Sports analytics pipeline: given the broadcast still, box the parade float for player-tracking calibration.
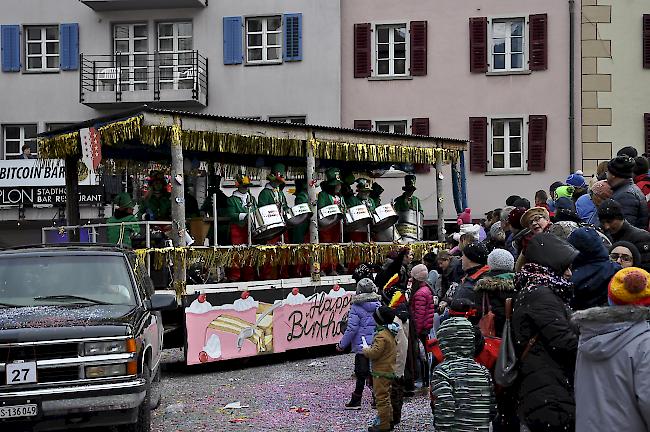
[37,106,467,365]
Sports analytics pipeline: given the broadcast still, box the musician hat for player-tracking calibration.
[234,173,252,188]
[267,163,287,184]
[403,174,417,192]
[355,178,372,192]
[321,167,343,187]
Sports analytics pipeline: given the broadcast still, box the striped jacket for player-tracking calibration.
[431,317,495,432]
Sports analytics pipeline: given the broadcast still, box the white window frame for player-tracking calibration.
[268,116,307,124]
[113,23,149,91]
[245,16,283,65]
[372,23,409,77]
[2,124,38,160]
[374,120,409,135]
[25,26,59,72]
[157,21,194,90]
[488,117,526,172]
[488,16,528,73]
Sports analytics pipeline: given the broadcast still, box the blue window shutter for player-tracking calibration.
[1,25,21,72]
[59,23,79,70]
[283,13,302,61]
[223,16,242,65]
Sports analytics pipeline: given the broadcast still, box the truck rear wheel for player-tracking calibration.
[119,365,151,432]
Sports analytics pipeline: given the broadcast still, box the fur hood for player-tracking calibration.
[572,305,650,326]
[352,292,381,304]
[474,273,515,292]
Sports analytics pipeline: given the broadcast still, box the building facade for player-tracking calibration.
[0,0,341,244]
[580,0,650,173]
[342,0,575,217]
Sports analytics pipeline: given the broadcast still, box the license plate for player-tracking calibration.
[0,404,38,419]
[6,362,37,385]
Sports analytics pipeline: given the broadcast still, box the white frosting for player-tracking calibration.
[327,288,348,298]
[203,334,222,359]
[232,296,259,311]
[186,298,213,314]
[284,292,308,305]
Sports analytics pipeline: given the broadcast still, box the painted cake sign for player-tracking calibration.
[185,286,352,365]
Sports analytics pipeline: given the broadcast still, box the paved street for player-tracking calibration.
[153,348,435,432]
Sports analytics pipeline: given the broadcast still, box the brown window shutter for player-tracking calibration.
[527,115,548,171]
[529,14,548,71]
[354,23,372,78]
[469,117,488,172]
[410,21,427,76]
[643,14,650,69]
[469,17,488,73]
[645,113,650,155]
[353,120,372,131]
[411,118,430,136]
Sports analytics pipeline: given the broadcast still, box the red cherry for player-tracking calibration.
[241,291,250,300]
[198,351,209,363]
[292,288,299,296]
[197,294,206,303]
[333,284,341,292]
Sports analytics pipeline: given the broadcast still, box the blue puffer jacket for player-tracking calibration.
[611,179,649,229]
[567,227,621,310]
[338,293,381,353]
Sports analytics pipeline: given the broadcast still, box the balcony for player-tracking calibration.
[80,0,207,11]
[80,51,208,108]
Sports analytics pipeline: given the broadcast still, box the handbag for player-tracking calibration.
[494,297,538,387]
[478,292,496,337]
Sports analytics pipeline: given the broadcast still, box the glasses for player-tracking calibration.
[610,253,633,263]
[530,215,546,224]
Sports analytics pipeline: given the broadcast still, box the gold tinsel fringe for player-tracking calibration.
[37,131,80,159]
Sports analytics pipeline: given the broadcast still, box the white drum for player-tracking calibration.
[252,204,286,241]
[371,204,399,232]
[318,204,343,228]
[285,203,312,227]
[345,205,372,232]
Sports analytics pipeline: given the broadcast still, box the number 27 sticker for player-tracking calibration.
[6,362,37,384]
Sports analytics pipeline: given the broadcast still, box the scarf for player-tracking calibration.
[515,263,573,302]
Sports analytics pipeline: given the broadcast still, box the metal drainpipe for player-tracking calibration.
[569,0,576,172]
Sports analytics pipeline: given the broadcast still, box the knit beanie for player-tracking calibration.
[490,221,506,242]
[597,199,624,221]
[487,248,514,272]
[566,173,587,189]
[462,242,489,265]
[508,207,527,230]
[590,180,613,199]
[617,146,638,158]
[411,263,429,282]
[607,156,636,179]
[608,267,650,306]
[373,305,396,326]
[554,185,575,200]
[457,208,472,225]
[505,195,521,206]
[512,198,531,210]
[356,277,378,294]
[353,264,374,283]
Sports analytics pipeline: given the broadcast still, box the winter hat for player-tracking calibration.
[426,270,439,290]
[411,264,429,282]
[352,264,374,283]
[487,248,514,272]
[489,221,506,242]
[113,192,135,209]
[608,267,650,306]
[590,180,613,200]
[512,198,531,209]
[566,173,587,189]
[462,242,489,265]
[505,195,521,206]
[457,208,472,225]
[356,277,378,294]
[520,206,550,229]
[607,156,636,179]
[597,199,624,222]
[508,207,527,230]
[373,305,396,326]
[617,146,638,158]
[634,156,650,176]
[610,241,642,267]
[553,185,575,200]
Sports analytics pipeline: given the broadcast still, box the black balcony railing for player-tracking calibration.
[80,51,208,105]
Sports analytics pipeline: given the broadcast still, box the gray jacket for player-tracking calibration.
[611,179,649,229]
[572,306,650,432]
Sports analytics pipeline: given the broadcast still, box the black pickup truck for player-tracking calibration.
[0,245,176,432]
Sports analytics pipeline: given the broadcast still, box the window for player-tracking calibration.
[114,23,148,91]
[491,19,525,71]
[3,124,38,159]
[25,26,59,71]
[158,22,193,90]
[246,16,282,64]
[375,121,408,135]
[375,24,407,76]
[268,116,306,124]
[490,119,524,170]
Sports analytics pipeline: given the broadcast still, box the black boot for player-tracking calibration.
[344,392,362,410]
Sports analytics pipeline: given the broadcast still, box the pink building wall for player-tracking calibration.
[342,0,573,218]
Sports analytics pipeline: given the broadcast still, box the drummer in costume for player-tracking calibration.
[225,173,256,282]
[346,178,376,243]
[258,163,289,279]
[370,182,384,207]
[394,174,424,241]
[290,179,310,244]
[317,168,346,275]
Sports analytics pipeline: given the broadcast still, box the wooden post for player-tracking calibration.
[65,156,81,242]
[306,133,320,281]
[435,152,445,242]
[170,115,187,294]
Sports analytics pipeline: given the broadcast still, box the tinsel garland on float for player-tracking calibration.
[39,115,462,164]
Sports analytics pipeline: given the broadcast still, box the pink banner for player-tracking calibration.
[185,289,352,365]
